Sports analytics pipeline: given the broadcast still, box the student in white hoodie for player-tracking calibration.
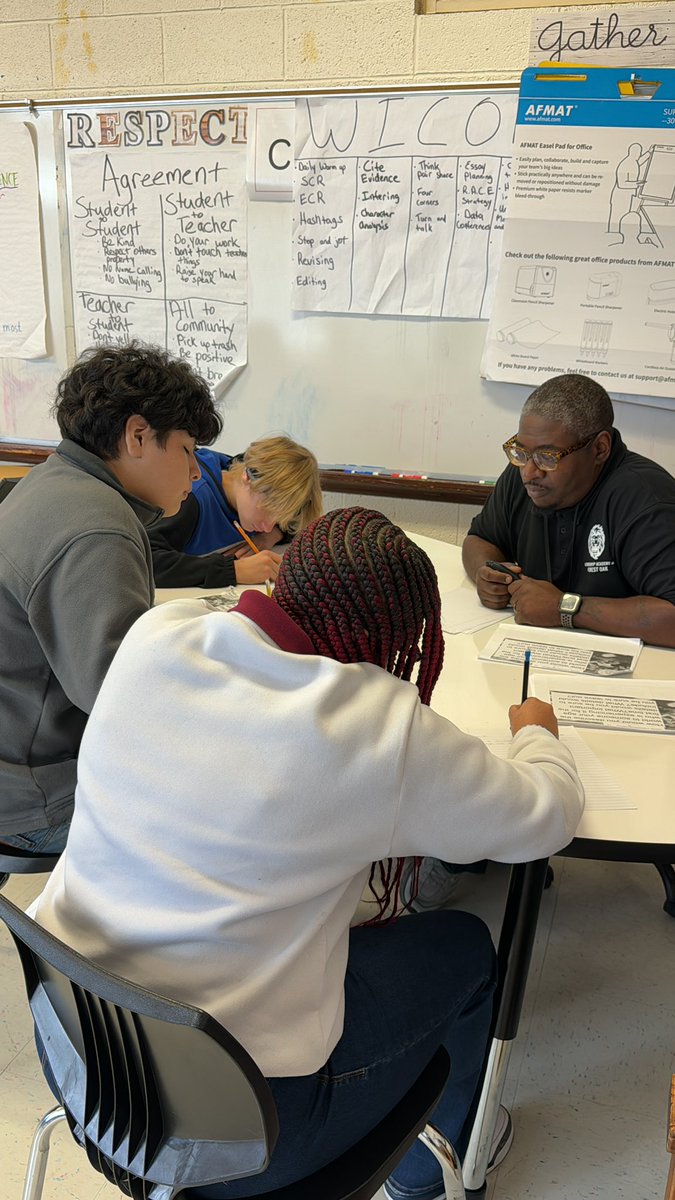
[33,507,584,1200]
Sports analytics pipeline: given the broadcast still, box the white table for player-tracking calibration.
[409,536,675,1192]
[158,539,675,850]
[157,534,675,1193]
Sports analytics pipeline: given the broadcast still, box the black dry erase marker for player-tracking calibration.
[521,648,531,704]
[485,559,518,583]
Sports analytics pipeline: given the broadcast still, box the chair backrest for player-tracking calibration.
[0,843,61,879]
[0,894,279,1200]
[0,477,19,504]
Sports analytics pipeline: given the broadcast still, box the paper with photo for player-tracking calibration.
[201,590,241,611]
[531,674,675,733]
[479,623,642,675]
[479,725,635,810]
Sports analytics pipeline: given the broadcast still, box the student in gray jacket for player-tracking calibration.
[0,341,221,855]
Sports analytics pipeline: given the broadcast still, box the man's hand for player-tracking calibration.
[509,697,559,738]
[233,550,282,585]
[508,577,563,627]
[476,561,522,610]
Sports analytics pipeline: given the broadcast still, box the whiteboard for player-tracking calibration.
[2,89,675,483]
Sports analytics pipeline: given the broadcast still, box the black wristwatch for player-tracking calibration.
[559,592,583,629]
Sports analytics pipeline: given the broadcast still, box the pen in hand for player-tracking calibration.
[521,648,531,704]
[510,648,558,738]
[234,521,273,598]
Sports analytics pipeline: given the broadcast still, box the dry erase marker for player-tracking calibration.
[521,649,531,704]
[234,521,273,598]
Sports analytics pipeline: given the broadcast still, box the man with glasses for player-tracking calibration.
[408,372,675,917]
[462,373,675,648]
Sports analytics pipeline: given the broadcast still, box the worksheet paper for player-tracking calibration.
[440,588,508,635]
[64,103,249,393]
[292,91,517,319]
[479,623,642,675]
[479,726,635,810]
[531,674,675,732]
[483,66,675,398]
[0,123,46,358]
[200,590,241,611]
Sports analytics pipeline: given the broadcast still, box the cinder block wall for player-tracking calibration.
[0,1,533,100]
[0,0,540,540]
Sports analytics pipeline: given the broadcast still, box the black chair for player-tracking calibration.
[0,476,19,503]
[0,843,61,891]
[0,893,469,1200]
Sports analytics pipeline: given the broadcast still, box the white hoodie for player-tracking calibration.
[33,591,584,1076]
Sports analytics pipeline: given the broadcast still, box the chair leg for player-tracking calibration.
[418,1124,465,1200]
[0,872,9,891]
[22,1106,67,1200]
[654,863,675,918]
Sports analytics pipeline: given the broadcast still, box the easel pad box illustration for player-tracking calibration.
[482,65,675,401]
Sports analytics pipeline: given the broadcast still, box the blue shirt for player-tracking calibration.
[184,448,241,555]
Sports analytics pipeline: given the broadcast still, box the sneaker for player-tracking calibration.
[486,1104,513,1173]
[383,1187,444,1200]
[400,857,460,913]
[383,1106,513,1199]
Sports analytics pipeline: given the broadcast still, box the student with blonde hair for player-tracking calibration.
[149,434,322,587]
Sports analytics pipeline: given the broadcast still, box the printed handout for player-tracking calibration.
[483,66,675,398]
[478,726,635,810]
[201,590,240,611]
[531,675,675,733]
[479,624,642,675]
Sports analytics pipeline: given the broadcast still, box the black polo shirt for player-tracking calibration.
[468,430,675,603]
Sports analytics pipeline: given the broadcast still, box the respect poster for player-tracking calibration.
[65,104,249,392]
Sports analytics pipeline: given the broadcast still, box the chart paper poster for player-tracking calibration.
[292,92,517,319]
[483,66,675,399]
[0,123,46,359]
[65,104,249,392]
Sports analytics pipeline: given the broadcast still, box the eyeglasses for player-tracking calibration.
[502,431,599,472]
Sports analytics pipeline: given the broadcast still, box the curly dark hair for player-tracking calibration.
[52,342,223,458]
[275,507,445,924]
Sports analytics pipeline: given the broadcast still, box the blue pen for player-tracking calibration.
[521,649,531,704]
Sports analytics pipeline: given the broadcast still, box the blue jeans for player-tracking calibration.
[192,910,496,1199]
[1,820,70,855]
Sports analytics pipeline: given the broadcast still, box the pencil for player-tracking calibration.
[234,521,273,598]
[521,648,531,704]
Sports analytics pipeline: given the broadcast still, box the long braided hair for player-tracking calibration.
[274,507,445,922]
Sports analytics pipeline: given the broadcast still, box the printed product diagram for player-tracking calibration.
[483,66,675,399]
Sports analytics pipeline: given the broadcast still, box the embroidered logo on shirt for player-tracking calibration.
[588,524,605,560]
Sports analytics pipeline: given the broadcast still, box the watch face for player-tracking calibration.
[560,593,582,614]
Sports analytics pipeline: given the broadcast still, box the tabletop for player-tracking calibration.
[155,532,675,853]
